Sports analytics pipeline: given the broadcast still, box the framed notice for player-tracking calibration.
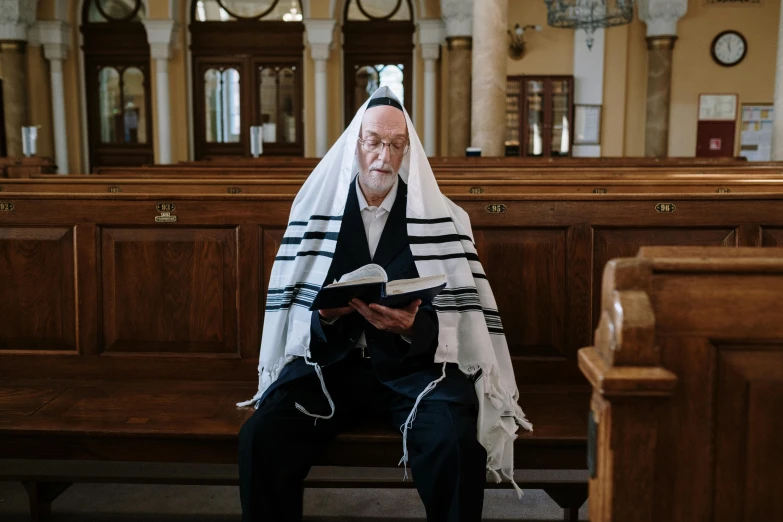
[574,104,602,145]
[698,94,738,121]
[739,103,773,161]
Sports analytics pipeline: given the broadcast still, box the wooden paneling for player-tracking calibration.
[592,227,736,327]
[474,228,567,358]
[714,349,783,522]
[0,191,781,383]
[0,227,76,351]
[761,226,783,246]
[100,227,239,355]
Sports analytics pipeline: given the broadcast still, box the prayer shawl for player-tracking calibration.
[237,86,532,489]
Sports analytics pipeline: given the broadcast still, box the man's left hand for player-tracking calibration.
[349,298,421,336]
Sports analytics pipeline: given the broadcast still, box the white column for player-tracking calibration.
[441,0,473,156]
[304,19,336,158]
[142,20,176,164]
[773,0,783,159]
[313,46,329,158]
[417,20,444,157]
[638,0,687,157]
[572,28,604,158]
[38,21,71,174]
[423,52,437,156]
[471,0,508,156]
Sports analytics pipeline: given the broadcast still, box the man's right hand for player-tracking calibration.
[318,306,355,321]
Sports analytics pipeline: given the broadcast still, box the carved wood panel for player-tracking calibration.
[714,349,783,522]
[101,227,238,355]
[0,227,76,351]
[593,227,737,328]
[761,227,783,246]
[473,228,567,358]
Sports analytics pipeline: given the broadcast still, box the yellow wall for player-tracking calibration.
[507,0,574,76]
[668,0,778,156]
[622,18,648,156]
[601,25,628,156]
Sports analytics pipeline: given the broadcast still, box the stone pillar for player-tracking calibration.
[470,0,507,157]
[773,0,783,160]
[304,19,335,158]
[0,0,36,158]
[142,20,176,164]
[638,0,687,157]
[38,21,71,174]
[417,20,444,157]
[441,0,472,156]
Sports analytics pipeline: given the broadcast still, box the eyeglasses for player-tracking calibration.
[358,137,410,156]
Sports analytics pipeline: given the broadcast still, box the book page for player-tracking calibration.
[385,274,446,295]
[326,263,388,288]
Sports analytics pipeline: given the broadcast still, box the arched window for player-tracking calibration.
[82,0,153,169]
[343,0,414,124]
[191,0,304,158]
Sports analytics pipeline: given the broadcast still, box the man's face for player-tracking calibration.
[356,105,408,194]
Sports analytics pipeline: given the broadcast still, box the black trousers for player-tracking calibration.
[238,353,487,522]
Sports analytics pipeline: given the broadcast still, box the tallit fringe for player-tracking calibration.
[294,350,336,423]
[398,361,448,480]
[236,355,291,409]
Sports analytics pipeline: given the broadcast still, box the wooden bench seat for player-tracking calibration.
[0,378,590,520]
[0,379,589,467]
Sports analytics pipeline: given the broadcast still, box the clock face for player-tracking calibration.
[712,31,747,66]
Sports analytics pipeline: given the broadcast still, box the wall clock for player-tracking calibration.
[711,30,747,67]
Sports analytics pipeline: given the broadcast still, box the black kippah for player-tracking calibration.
[367,96,403,112]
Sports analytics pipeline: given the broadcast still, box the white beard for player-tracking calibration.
[360,166,397,194]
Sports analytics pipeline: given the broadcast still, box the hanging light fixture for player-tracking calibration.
[282,0,303,22]
[544,0,634,49]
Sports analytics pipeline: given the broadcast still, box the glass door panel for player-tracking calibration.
[505,77,521,156]
[525,79,544,157]
[550,79,571,157]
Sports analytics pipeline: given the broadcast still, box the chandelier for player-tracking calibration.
[544,0,634,49]
[282,0,303,22]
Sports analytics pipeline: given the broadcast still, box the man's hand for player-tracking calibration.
[349,298,421,336]
[318,306,355,321]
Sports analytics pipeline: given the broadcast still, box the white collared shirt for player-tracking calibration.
[356,176,398,259]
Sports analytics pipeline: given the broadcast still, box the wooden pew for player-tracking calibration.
[4,189,783,519]
[89,163,783,178]
[579,247,783,522]
[6,175,783,196]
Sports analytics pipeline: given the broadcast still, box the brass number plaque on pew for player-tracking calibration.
[469,187,484,194]
[655,203,676,213]
[227,187,242,194]
[485,204,507,214]
[0,202,14,211]
[108,186,122,193]
[155,202,177,223]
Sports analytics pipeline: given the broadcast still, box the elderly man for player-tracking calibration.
[238,88,530,522]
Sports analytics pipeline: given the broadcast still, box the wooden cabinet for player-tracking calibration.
[506,76,574,157]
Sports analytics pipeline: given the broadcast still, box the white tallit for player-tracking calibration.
[238,86,532,488]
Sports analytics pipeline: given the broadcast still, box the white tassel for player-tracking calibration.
[295,350,335,424]
[398,362,448,480]
[501,469,524,499]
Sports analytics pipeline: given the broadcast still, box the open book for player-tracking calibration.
[309,264,447,310]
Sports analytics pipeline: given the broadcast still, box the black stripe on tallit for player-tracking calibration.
[413,252,480,262]
[288,215,343,227]
[280,231,340,245]
[274,250,335,261]
[408,234,474,244]
[407,217,453,224]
